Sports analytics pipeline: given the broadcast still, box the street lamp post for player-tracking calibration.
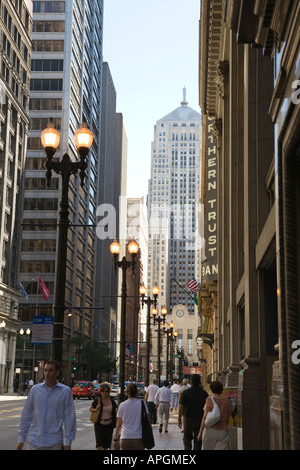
[110,239,139,404]
[139,283,159,387]
[19,328,31,395]
[41,119,93,367]
[152,306,167,385]
[162,320,177,382]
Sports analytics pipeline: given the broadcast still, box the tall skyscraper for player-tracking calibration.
[147,90,202,374]
[148,89,202,313]
[19,0,104,380]
[0,0,32,393]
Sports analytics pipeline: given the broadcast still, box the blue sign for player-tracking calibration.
[32,316,53,345]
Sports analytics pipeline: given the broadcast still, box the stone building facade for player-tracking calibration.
[198,0,300,450]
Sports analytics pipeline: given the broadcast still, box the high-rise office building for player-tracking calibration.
[19,0,104,380]
[0,0,32,393]
[94,64,129,356]
[147,90,202,373]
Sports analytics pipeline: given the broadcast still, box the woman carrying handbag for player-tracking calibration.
[197,381,232,450]
[113,383,153,450]
[89,383,117,450]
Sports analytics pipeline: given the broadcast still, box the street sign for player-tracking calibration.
[32,316,53,345]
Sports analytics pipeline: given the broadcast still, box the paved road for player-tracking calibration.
[0,394,184,451]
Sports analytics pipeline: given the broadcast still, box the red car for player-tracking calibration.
[72,381,95,400]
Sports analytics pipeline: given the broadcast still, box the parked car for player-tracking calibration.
[93,382,112,396]
[110,384,119,399]
[72,381,95,400]
[92,383,101,396]
[138,382,145,398]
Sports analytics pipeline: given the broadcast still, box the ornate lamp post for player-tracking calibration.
[110,239,139,403]
[139,283,159,387]
[163,320,178,382]
[152,306,167,385]
[41,119,93,367]
[18,327,31,395]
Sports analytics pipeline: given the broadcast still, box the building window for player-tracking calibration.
[187,329,193,354]
[32,39,64,52]
[33,2,66,14]
[30,78,63,91]
[31,59,63,71]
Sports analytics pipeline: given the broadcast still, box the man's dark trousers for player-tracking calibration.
[147,401,157,424]
[183,416,202,450]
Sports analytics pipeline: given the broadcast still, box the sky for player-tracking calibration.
[102,0,201,200]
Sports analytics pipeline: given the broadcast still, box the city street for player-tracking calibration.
[0,395,184,451]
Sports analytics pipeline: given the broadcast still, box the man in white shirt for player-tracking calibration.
[16,360,76,450]
[145,379,159,424]
[154,380,174,433]
[170,380,181,410]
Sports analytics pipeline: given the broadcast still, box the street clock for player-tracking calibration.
[176,309,184,318]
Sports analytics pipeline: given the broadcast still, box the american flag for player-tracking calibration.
[186,278,199,294]
[125,344,131,361]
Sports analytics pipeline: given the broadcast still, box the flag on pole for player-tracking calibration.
[19,281,28,300]
[125,344,131,361]
[39,276,49,301]
[186,278,199,294]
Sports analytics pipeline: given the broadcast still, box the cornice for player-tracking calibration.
[199,0,225,115]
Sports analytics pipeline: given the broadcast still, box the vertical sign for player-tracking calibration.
[32,316,53,345]
[202,115,218,281]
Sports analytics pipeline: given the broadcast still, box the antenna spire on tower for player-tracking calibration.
[181,86,188,106]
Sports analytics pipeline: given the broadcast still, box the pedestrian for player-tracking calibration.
[178,374,208,450]
[154,380,174,433]
[197,380,232,450]
[16,360,76,450]
[113,382,151,450]
[27,379,34,394]
[178,379,189,432]
[89,383,118,450]
[170,380,181,410]
[144,379,159,424]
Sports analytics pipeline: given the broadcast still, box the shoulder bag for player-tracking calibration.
[205,396,221,427]
[141,401,155,449]
[89,397,101,424]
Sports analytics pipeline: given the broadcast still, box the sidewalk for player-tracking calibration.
[73,409,184,451]
[0,394,185,450]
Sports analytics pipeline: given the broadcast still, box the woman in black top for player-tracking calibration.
[89,383,118,450]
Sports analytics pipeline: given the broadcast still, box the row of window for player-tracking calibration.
[23,198,58,211]
[22,219,57,231]
[29,117,61,131]
[29,97,63,111]
[32,20,65,32]
[32,39,64,52]
[21,239,56,252]
[25,177,59,190]
[33,2,65,14]
[31,59,64,72]
[30,78,63,91]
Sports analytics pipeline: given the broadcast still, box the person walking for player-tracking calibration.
[154,380,174,433]
[145,379,159,424]
[113,383,151,450]
[178,374,208,450]
[89,383,118,450]
[170,380,181,410]
[198,381,232,450]
[16,360,76,450]
[178,379,189,432]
